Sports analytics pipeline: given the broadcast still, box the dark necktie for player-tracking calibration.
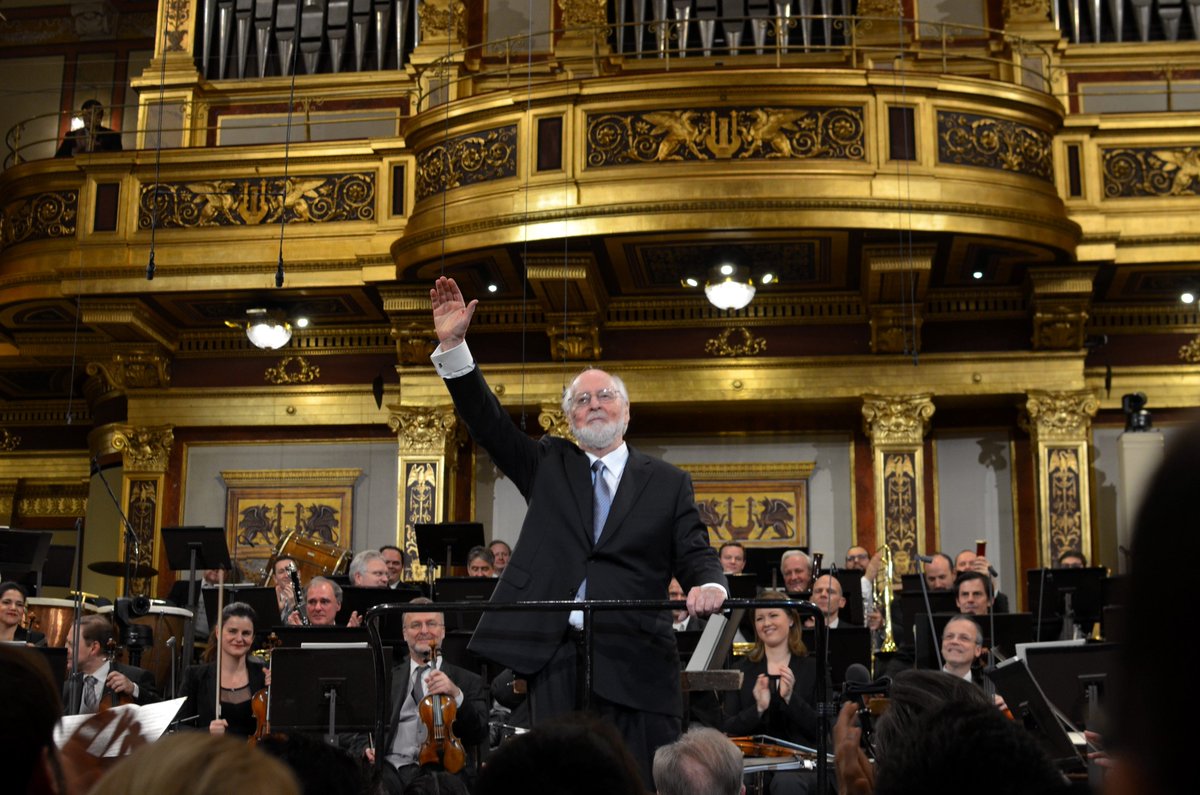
[82,674,99,714]
[412,664,429,704]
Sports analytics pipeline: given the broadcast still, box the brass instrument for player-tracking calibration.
[874,546,897,655]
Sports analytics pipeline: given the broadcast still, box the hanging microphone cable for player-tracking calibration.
[274,0,305,289]
[145,15,172,280]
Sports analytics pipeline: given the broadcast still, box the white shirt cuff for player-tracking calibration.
[431,340,475,379]
[700,582,728,597]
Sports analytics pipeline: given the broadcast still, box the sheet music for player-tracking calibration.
[54,697,186,756]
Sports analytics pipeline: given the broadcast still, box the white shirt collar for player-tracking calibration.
[585,442,629,483]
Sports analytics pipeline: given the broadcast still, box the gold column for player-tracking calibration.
[537,406,572,440]
[409,0,469,108]
[388,405,465,566]
[862,394,935,577]
[0,478,16,526]
[556,0,611,65]
[1020,390,1098,566]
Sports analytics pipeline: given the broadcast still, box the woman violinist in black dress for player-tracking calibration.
[181,601,266,737]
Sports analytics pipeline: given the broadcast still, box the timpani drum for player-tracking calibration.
[24,598,99,648]
[260,530,351,587]
[96,603,191,691]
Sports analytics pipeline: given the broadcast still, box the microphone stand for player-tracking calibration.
[91,457,142,604]
[67,515,85,713]
[916,557,943,670]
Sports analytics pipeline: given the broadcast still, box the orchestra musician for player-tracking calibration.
[723,592,818,795]
[270,555,301,623]
[180,602,267,737]
[288,577,360,627]
[63,614,159,715]
[0,581,46,646]
[350,597,488,793]
[430,275,727,786]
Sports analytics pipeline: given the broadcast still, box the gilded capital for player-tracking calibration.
[1021,391,1099,442]
[1002,0,1052,24]
[389,406,460,454]
[558,0,607,27]
[538,406,573,440]
[111,425,176,472]
[862,394,935,446]
[0,428,20,452]
[393,323,440,365]
[546,320,601,362]
[417,0,467,44]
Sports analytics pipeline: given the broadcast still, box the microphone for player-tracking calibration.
[844,663,871,687]
[915,554,934,564]
[987,564,999,578]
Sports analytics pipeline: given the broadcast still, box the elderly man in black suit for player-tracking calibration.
[62,614,159,715]
[430,276,727,785]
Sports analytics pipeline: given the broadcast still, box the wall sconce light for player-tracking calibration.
[228,308,307,350]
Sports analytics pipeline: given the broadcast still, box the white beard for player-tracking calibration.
[572,416,624,451]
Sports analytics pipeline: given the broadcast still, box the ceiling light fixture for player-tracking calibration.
[1182,291,1195,305]
[241,307,293,349]
[704,262,756,310]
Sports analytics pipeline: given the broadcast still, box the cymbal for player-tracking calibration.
[87,561,158,578]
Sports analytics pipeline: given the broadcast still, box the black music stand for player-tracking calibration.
[414,522,484,574]
[0,528,53,592]
[802,627,872,686]
[16,544,76,596]
[162,526,232,672]
[742,546,793,591]
[432,576,497,631]
[201,586,280,644]
[271,625,369,647]
[726,574,759,639]
[338,585,420,655]
[1026,567,1107,637]
[989,656,1087,775]
[829,569,866,627]
[1021,641,1120,730]
[895,589,956,639]
[269,646,392,743]
[31,646,69,692]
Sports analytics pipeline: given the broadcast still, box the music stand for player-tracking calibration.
[1020,642,1120,730]
[271,625,369,648]
[269,646,392,743]
[15,544,76,596]
[802,626,871,686]
[338,585,419,655]
[726,574,759,639]
[989,656,1087,775]
[0,528,53,591]
[162,526,232,673]
[432,577,497,631]
[200,586,280,644]
[896,589,956,640]
[829,569,866,627]
[413,522,484,575]
[1026,567,1107,634]
[31,646,69,692]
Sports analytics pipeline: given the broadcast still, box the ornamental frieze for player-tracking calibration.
[586,106,866,167]
[1102,147,1200,197]
[862,394,935,446]
[1021,390,1098,442]
[388,406,460,454]
[415,125,518,201]
[137,173,375,228]
[1,190,78,249]
[936,111,1052,182]
[164,0,191,51]
[559,0,606,26]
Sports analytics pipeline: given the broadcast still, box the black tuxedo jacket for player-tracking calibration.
[62,662,160,715]
[449,366,726,718]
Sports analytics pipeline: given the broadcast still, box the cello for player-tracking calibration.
[416,641,466,773]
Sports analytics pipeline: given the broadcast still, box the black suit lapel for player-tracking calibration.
[565,445,595,544]
[596,446,652,548]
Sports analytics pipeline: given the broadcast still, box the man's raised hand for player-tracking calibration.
[430,276,478,349]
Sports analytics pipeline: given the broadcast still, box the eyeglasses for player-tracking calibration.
[571,388,620,409]
[846,553,869,562]
[406,620,444,631]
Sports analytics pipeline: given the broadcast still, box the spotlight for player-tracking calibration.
[1182,291,1195,304]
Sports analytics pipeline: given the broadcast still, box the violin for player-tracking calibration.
[249,633,281,746]
[416,641,465,773]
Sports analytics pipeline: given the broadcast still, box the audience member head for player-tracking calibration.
[1111,424,1200,795]
[349,550,389,587]
[718,542,746,575]
[1056,549,1086,569]
[872,669,991,764]
[953,571,993,616]
[923,553,955,590]
[256,732,367,795]
[874,700,1065,795]
[466,545,495,577]
[653,726,744,795]
[476,713,644,795]
[488,540,512,574]
[845,546,871,571]
[749,590,807,662]
[780,549,812,593]
[379,545,407,584]
[0,645,63,794]
[304,577,342,626]
[90,733,299,795]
